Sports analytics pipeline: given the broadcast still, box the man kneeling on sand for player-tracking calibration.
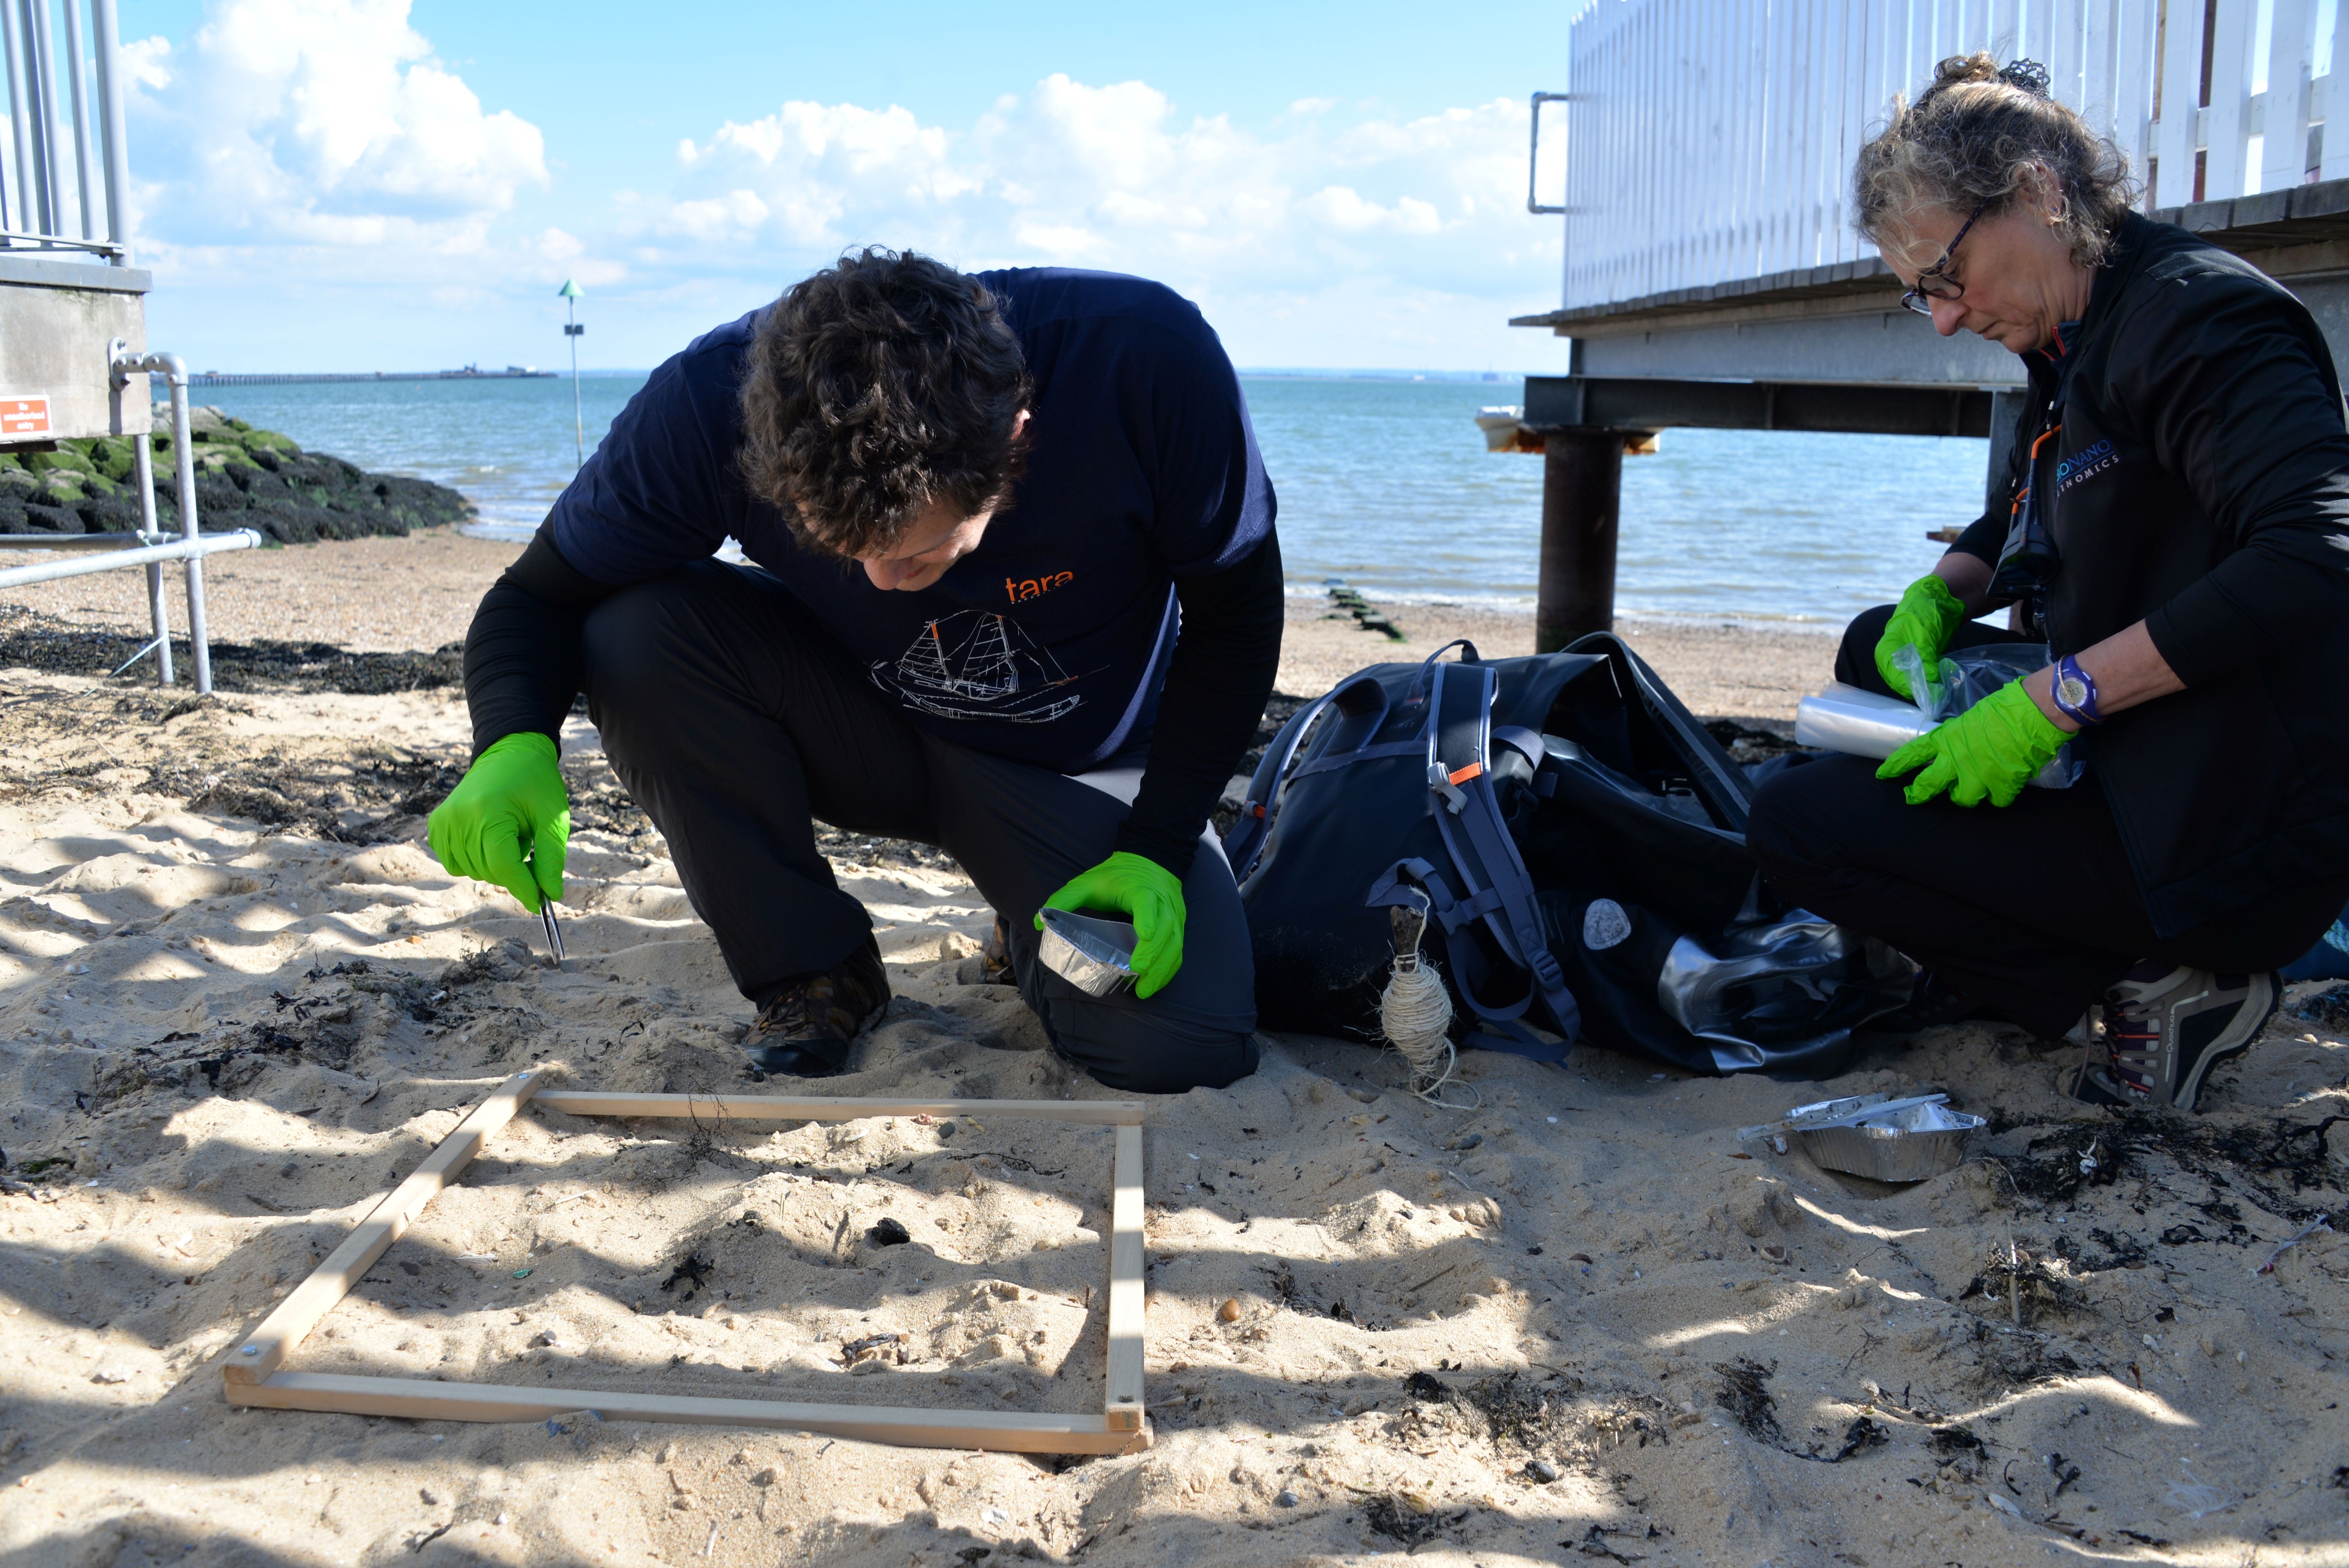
[426,249,1280,1095]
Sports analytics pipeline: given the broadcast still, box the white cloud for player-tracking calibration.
[627,77,1562,364]
[126,0,546,258]
[118,13,1565,371]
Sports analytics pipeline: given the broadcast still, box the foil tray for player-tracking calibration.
[1795,1099,1986,1182]
[1036,909,1140,998]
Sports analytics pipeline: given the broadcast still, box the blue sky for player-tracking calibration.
[107,0,1578,374]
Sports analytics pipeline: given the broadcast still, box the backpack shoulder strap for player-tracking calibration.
[1421,660,1583,1048]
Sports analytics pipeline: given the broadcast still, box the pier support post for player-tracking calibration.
[1535,428,1624,652]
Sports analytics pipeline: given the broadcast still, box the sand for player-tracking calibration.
[1,530,2345,1566]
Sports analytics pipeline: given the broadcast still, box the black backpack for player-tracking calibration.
[1223,635,1911,1074]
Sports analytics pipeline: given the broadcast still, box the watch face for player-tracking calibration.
[2058,675,2089,707]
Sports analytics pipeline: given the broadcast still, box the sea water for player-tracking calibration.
[198,373,1986,628]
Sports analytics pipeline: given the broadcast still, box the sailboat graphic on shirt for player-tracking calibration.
[873,608,1088,724]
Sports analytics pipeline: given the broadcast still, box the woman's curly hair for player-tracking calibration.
[1853,53,2137,269]
[739,248,1032,558]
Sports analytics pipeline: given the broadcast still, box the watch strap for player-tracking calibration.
[2051,654,2103,726]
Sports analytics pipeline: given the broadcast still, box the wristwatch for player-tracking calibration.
[2050,654,2103,726]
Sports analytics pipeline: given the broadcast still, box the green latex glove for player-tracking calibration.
[1037,850,1186,1000]
[1876,678,2068,808]
[427,732,569,913]
[1874,574,1969,701]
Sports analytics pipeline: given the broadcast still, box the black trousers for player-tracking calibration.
[1747,606,2349,1035]
[578,559,1260,1095]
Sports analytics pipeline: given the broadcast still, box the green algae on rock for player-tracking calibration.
[0,404,472,543]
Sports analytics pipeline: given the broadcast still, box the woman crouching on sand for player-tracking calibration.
[1747,54,2349,1112]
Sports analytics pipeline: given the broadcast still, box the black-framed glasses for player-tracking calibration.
[1900,195,1993,315]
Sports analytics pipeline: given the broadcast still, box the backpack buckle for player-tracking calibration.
[1426,762,1467,815]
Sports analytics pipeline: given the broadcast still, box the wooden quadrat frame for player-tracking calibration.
[220,1069,1153,1455]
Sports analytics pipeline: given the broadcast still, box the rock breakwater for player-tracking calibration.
[0,403,471,543]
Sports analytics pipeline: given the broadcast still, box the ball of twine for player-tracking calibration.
[1379,911,1461,1103]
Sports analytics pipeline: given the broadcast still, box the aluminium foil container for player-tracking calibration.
[1794,1099,1985,1182]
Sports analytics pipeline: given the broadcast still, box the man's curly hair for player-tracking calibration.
[738,248,1032,558]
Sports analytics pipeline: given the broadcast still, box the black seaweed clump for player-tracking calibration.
[1713,1357,1783,1444]
[0,604,463,695]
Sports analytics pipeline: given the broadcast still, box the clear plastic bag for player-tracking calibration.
[1891,641,2082,788]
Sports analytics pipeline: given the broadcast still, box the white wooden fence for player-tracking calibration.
[1557,0,2340,311]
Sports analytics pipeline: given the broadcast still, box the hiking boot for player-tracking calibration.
[744,935,890,1078]
[2069,964,2278,1113]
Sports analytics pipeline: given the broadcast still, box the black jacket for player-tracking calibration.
[1952,212,2349,938]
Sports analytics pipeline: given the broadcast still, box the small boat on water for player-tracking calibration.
[1475,405,1527,452]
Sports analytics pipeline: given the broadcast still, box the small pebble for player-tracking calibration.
[1443,1133,1482,1152]
[1526,1459,1561,1483]
[1218,1298,1242,1322]
[937,1123,957,1140]
[1275,1489,1300,1507]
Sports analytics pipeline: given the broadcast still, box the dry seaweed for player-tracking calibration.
[0,604,463,694]
[1989,1107,2344,1223]
[1712,1358,1783,1444]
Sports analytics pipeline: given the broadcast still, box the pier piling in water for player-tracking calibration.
[1534,428,1622,652]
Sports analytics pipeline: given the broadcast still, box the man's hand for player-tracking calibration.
[427,732,570,913]
[1037,851,1185,999]
[1875,574,1970,700]
[1876,678,2068,808]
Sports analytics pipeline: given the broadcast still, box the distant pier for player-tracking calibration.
[186,366,555,387]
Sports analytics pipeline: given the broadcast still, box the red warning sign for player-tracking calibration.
[0,395,52,438]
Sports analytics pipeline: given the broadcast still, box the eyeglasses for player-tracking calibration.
[1900,196,1993,315]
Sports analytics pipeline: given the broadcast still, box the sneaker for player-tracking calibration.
[2070,964,2278,1113]
[744,935,890,1078]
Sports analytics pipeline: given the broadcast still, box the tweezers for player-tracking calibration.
[538,899,565,966]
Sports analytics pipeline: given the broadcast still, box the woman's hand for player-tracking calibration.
[1875,573,1971,699]
[1877,679,2069,806]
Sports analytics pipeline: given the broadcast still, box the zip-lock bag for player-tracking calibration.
[1224,635,1912,1074]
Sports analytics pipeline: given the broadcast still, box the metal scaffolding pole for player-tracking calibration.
[88,0,123,256]
[60,0,91,239]
[1,0,37,238]
[108,333,170,683]
[108,345,229,693]
[23,0,59,235]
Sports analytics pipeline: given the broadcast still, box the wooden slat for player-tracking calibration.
[2265,0,2318,191]
[226,1373,1152,1456]
[2154,0,2208,205]
[1103,1122,1146,1431]
[2204,0,2258,200]
[221,1067,549,1385]
[530,1091,1145,1125]
[2112,0,2157,205]
[2328,0,2349,183]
